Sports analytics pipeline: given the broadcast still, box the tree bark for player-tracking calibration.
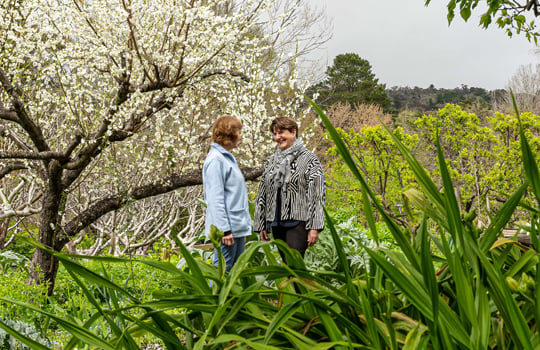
[29,160,65,295]
[0,219,7,249]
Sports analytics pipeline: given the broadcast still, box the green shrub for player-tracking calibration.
[0,269,48,321]
[305,216,391,278]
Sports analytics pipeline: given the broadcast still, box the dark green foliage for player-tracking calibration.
[2,237,381,349]
[307,53,392,111]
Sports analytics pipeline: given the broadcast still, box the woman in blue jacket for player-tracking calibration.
[203,115,252,272]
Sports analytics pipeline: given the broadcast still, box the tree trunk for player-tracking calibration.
[29,246,61,296]
[29,163,65,296]
[0,219,7,249]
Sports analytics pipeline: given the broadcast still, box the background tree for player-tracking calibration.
[317,104,417,225]
[325,103,540,230]
[414,104,540,226]
[0,0,322,294]
[303,103,393,165]
[326,124,418,226]
[506,63,540,114]
[307,53,392,111]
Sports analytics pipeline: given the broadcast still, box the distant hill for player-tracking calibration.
[386,84,500,114]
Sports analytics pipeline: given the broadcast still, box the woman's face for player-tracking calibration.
[273,128,296,150]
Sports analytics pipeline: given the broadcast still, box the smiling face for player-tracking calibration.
[273,127,296,150]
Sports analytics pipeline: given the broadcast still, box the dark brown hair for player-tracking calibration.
[211,115,242,149]
[269,117,299,137]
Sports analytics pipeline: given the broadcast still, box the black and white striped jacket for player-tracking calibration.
[254,147,325,232]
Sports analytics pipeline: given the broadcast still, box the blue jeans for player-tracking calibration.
[212,237,245,273]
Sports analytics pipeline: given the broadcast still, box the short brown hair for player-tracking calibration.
[270,117,299,137]
[211,115,242,148]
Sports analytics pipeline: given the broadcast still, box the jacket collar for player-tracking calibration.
[211,142,235,162]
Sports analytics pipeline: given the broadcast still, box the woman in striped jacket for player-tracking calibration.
[254,117,325,261]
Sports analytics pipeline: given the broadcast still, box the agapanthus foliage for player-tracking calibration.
[0,0,320,293]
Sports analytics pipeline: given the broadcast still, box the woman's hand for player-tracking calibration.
[260,230,270,241]
[307,229,319,247]
[222,233,234,246]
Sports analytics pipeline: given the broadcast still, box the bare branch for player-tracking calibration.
[0,161,27,179]
[122,0,154,84]
[199,69,251,82]
[0,206,41,220]
[0,105,19,122]
[61,119,111,172]
[0,68,50,153]
[64,132,83,159]
[0,178,42,219]
[0,150,68,161]
[0,132,80,164]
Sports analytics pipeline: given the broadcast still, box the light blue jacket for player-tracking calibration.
[203,143,252,238]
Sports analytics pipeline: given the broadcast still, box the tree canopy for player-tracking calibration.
[308,53,392,111]
[426,0,540,42]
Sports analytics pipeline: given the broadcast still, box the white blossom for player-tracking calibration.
[0,0,324,253]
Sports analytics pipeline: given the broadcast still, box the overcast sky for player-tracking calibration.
[307,0,538,90]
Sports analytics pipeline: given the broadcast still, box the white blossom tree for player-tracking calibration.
[0,0,325,294]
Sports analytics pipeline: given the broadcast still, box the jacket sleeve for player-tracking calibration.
[306,154,325,231]
[254,157,272,232]
[204,157,231,233]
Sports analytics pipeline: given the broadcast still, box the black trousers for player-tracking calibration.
[271,221,308,262]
